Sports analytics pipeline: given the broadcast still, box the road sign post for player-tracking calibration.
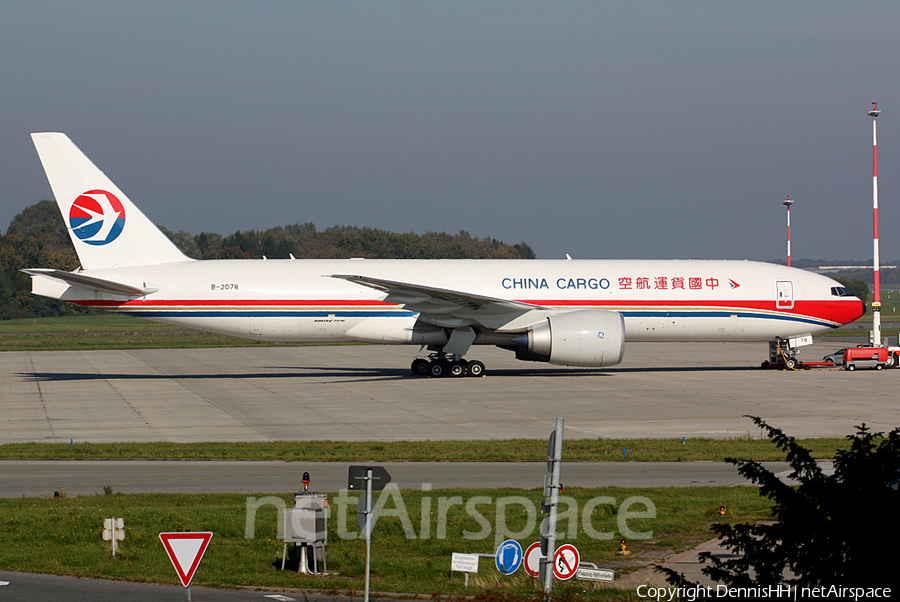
[347,465,391,491]
[102,517,124,557]
[348,465,391,602]
[451,552,479,587]
[159,532,213,602]
[543,418,564,596]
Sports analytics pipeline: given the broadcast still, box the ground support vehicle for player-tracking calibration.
[843,346,889,371]
[761,337,813,370]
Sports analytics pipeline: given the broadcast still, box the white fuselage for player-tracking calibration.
[41,258,863,345]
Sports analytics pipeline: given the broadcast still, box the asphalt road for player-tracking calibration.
[0,459,802,498]
[0,571,375,602]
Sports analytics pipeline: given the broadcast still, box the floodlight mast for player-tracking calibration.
[869,102,882,346]
[783,196,794,267]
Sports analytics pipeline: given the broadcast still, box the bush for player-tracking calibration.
[657,416,900,589]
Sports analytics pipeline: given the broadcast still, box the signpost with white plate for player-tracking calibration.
[451,552,480,586]
[576,567,614,583]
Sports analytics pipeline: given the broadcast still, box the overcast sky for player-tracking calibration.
[2,1,899,261]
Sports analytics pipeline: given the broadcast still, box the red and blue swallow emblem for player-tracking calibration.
[68,189,126,245]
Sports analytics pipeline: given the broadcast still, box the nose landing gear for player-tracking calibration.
[410,353,485,377]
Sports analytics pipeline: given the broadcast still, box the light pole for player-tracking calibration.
[869,102,882,346]
[783,196,793,267]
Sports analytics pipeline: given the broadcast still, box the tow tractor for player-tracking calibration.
[761,336,817,370]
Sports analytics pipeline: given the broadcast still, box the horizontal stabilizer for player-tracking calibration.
[22,268,157,296]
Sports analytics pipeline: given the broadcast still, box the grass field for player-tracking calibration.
[0,315,280,351]
[0,437,852,463]
[0,315,368,351]
[0,486,773,598]
[0,315,186,333]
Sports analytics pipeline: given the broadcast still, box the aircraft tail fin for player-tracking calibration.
[30,132,191,270]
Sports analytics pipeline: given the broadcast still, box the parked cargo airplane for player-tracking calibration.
[24,133,864,376]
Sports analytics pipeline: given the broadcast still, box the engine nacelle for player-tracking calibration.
[516,310,625,367]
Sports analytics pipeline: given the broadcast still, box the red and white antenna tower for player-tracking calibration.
[783,196,794,266]
[868,102,882,345]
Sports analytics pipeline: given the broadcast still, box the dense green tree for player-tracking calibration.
[657,416,900,590]
[1,202,84,318]
[195,231,225,259]
[157,224,202,259]
[5,200,70,249]
[207,224,534,260]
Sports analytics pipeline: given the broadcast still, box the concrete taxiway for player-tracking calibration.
[3,341,899,444]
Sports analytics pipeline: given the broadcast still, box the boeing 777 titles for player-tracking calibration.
[23,133,864,377]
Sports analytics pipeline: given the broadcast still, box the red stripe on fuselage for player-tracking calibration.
[74,299,395,307]
[515,298,863,325]
[71,297,864,326]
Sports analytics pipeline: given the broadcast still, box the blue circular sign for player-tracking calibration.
[494,539,523,575]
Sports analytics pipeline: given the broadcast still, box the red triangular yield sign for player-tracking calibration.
[159,532,213,587]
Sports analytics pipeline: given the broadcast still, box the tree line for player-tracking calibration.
[0,200,536,319]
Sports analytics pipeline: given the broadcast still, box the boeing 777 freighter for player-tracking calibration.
[23,133,864,376]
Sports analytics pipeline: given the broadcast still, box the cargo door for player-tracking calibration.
[776,281,794,310]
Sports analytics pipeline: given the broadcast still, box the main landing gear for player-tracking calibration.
[411,353,485,378]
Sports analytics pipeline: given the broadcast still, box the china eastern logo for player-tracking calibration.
[68,190,126,245]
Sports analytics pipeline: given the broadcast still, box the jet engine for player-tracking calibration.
[511,310,625,367]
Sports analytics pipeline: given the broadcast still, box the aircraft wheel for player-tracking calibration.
[466,360,485,377]
[888,354,897,368]
[428,361,446,378]
[448,362,466,377]
[411,358,429,376]
[785,358,798,369]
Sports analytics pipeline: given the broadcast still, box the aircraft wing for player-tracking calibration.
[22,268,158,297]
[328,274,546,329]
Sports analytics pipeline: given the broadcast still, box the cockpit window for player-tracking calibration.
[831,286,851,297]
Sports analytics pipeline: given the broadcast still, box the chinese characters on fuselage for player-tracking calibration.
[500,276,721,291]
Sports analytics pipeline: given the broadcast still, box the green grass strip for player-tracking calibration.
[0,437,852,462]
[0,486,772,598]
